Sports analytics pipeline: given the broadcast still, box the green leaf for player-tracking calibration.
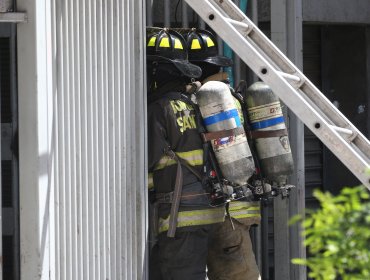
[291,258,307,265]
[290,185,370,280]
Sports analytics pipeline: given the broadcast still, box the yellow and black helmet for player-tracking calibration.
[146,28,202,78]
[185,29,233,67]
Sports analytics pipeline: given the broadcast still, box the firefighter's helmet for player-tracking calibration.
[147,28,202,78]
[185,29,233,67]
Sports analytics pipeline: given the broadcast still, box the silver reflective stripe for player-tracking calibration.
[158,207,225,233]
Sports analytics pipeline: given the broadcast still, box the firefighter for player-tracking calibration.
[185,29,262,280]
[147,28,225,280]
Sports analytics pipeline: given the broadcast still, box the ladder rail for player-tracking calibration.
[214,0,362,129]
[215,0,307,91]
[213,0,301,74]
[212,0,370,137]
[184,0,370,189]
[208,0,362,135]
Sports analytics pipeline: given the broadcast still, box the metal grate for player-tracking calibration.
[48,0,147,279]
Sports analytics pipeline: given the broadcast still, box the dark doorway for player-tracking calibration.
[321,25,367,193]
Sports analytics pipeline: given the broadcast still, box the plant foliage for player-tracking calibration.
[291,186,370,280]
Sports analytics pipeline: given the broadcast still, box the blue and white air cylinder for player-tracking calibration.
[245,82,294,185]
[196,81,255,186]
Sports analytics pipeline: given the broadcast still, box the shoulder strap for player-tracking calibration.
[163,148,183,238]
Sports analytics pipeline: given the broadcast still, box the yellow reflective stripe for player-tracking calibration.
[206,37,215,47]
[154,149,203,170]
[228,201,260,210]
[177,149,203,165]
[155,156,176,170]
[229,208,260,215]
[229,205,260,212]
[191,38,201,49]
[148,36,156,47]
[228,201,260,219]
[158,208,225,233]
[233,97,244,125]
[174,38,183,49]
[159,37,170,48]
[230,213,261,219]
[148,173,154,189]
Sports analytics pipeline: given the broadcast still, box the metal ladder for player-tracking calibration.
[184,0,370,189]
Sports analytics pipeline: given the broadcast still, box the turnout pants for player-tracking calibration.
[207,218,261,280]
[150,226,214,280]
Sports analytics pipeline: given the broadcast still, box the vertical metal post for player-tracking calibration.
[164,0,170,26]
[247,0,262,272]
[0,32,3,280]
[217,36,223,55]
[233,0,241,85]
[182,1,189,28]
[286,0,306,279]
[198,19,206,29]
[146,0,153,26]
[248,0,258,84]
[253,95,262,280]
[10,22,20,280]
[366,27,370,138]
[17,0,53,277]
[271,0,290,279]
[261,205,269,279]
[271,0,305,279]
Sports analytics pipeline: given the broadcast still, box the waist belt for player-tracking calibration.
[156,191,209,203]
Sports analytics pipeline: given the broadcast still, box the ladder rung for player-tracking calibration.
[226,18,249,30]
[330,125,353,136]
[277,71,301,82]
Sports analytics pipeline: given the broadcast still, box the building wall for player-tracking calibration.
[303,0,370,24]
[258,0,370,24]
[17,0,147,279]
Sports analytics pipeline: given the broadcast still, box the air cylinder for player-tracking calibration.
[196,81,255,186]
[245,81,294,185]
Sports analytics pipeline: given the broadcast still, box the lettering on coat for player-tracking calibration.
[170,100,197,133]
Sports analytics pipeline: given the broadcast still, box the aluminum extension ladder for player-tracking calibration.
[184,0,370,190]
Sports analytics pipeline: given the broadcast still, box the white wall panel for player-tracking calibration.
[18,0,147,279]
